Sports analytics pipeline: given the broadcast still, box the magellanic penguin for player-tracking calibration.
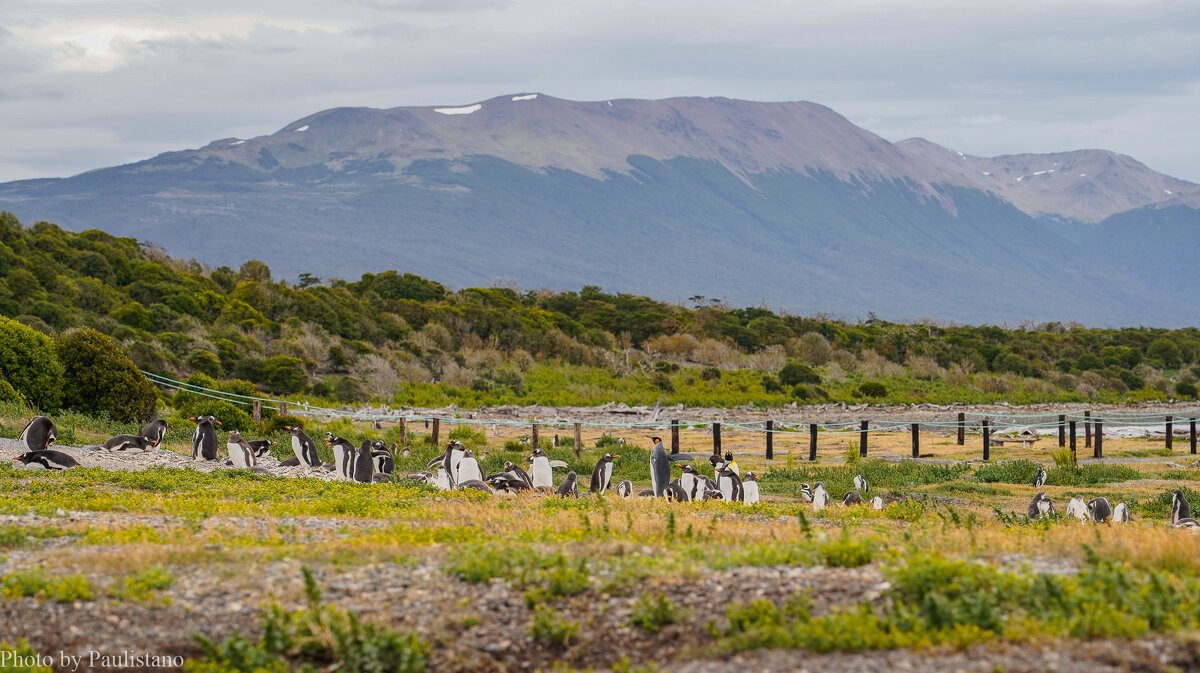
[842,490,864,506]
[811,482,830,512]
[1171,489,1192,525]
[326,434,355,479]
[352,441,374,483]
[1087,496,1113,523]
[616,480,634,498]
[14,450,79,469]
[527,448,555,490]
[1026,492,1055,520]
[741,471,760,505]
[190,416,221,461]
[556,471,579,498]
[1112,502,1131,523]
[285,426,321,468]
[1064,495,1089,522]
[1032,465,1047,488]
[18,416,57,452]
[226,430,256,469]
[799,483,814,503]
[853,474,868,494]
[589,453,620,494]
[716,465,743,502]
[140,419,169,446]
[456,449,484,484]
[103,434,155,452]
[648,436,671,497]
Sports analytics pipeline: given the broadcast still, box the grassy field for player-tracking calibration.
[3,406,1200,672]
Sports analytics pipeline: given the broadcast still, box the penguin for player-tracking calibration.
[527,448,555,490]
[1087,496,1113,523]
[18,416,57,452]
[247,439,275,457]
[326,434,355,479]
[1174,518,1200,533]
[663,482,688,502]
[139,419,169,445]
[103,434,155,452]
[1065,495,1089,522]
[741,471,760,505]
[1171,489,1192,525]
[616,480,634,498]
[677,464,700,502]
[799,483,814,503]
[227,431,256,469]
[702,485,724,501]
[589,453,620,494]
[457,449,484,483]
[556,471,579,498]
[708,453,725,477]
[13,450,79,469]
[723,451,740,478]
[444,441,466,487]
[503,460,534,489]
[190,416,220,461]
[716,465,743,502]
[1112,502,1131,523]
[371,473,391,484]
[432,466,451,490]
[399,445,412,459]
[457,479,495,493]
[1032,465,1047,488]
[853,474,868,494]
[842,490,864,506]
[636,488,655,498]
[1027,491,1055,519]
[869,496,884,510]
[812,482,830,512]
[371,441,395,474]
[648,436,671,497]
[488,474,531,492]
[352,441,374,483]
[286,426,321,468]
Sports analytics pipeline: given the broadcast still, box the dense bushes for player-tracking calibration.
[0,315,63,410]
[54,328,157,422]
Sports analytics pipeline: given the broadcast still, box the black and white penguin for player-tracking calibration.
[326,434,356,480]
[227,430,256,468]
[456,479,495,493]
[1174,518,1200,532]
[677,464,700,502]
[371,473,391,483]
[1026,491,1055,519]
[399,445,412,459]
[285,426,321,468]
[556,471,579,498]
[190,416,220,461]
[527,448,555,490]
[371,441,395,474]
[648,436,671,497]
[1112,502,1131,523]
[1065,495,1089,521]
[1087,496,1113,523]
[456,449,484,483]
[636,488,655,498]
[616,480,634,498]
[853,474,868,494]
[140,419,169,445]
[352,441,375,483]
[13,450,78,469]
[869,496,884,510]
[811,482,830,511]
[444,441,466,487]
[248,440,275,457]
[742,472,760,505]
[103,434,155,452]
[1171,489,1192,525]
[488,473,531,492]
[716,465,743,502]
[589,453,620,494]
[1032,465,1047,488]
[503,461,533,489]
[842,490,864,506]
[18,416,57,452]
[663,481,688,502]
[708,453,724,477]
[799,482,814,503]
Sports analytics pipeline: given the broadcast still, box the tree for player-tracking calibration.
[0,315,63,410]
[1147,338,1183,369]
[53,328,157,422]
[779,362,821,386]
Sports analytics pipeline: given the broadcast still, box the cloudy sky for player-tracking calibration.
[2,0,1198,183]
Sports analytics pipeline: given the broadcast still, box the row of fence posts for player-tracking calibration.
[249,400,1199,462]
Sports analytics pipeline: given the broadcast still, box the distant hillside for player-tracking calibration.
[0,94,1196,326]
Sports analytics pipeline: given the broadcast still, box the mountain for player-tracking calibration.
[0,94,1194,326]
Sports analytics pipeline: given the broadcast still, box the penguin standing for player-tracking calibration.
[853,474,868,494]
[1171,489,1192,525]
[1087,496,1113,523]
[842,490,864,506]
[139,420,169,446]
[615,480,634,498]
[371,441,395,474]
[1032,465,1047,488]
[14,450,78,469]
[527,448,555,490]
[190,416,220,461]
[716,465,743,502]
[104,434,155,452]
[326,434,355,479]
[352,441,374,483]
[677,464,700,502]
[811,482,830,511]
[648,436,671,497]
[1065,495,1089,521]
[556,471,579,498]
[444,441,466,488]
[1112,502,1131,523]
[799,483,814,503]
[869,496,884,510]
[18,416,57,452]
[741,471,760,505]
[226,430,256,468]
[456,449,484,483]
[286,426,321,467]
[589,453,620,494]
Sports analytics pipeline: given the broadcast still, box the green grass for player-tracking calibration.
[627,592,691,633]
[761,459,971,499]
[1,569,94,602]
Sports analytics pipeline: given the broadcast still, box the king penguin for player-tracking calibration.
[527,448,555,490]
[286,426,321,467]
[741,471,760,505]
[723,451,740,478]
[589,453,620,494]
[1171,489,1192,525]
[190,416,220,461]
[18,416,57,452]
[648,436,671,497]
[227,430,257,468]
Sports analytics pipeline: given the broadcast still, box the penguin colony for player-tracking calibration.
[9,414,1200,529]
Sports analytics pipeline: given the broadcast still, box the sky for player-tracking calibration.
[2,0,1199,183]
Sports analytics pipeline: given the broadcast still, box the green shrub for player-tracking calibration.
[819,533,876,568]
[1046,464,1139,486]
[264,414,304,435]
[0,639,54,673]
[0,379,20,405]
[975,459,1040,484]
[1,569,94,602]
[186,349,224,378]
[858,381,887,398]
[0,315,63,410]
[53,328,158,422]
[1176,381,1198,400]
[627,592,691,633]
[111,566,174,601]
[701,367,722,381]
[779,362,821,386]
[529,604,578,648]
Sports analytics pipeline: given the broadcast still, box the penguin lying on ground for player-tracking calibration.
[18,416,57,452]
[1087,496,1113,523]
[488,473,531,492]
[503,461,533,489]
[457,479,494,493]
[14,450,79,469]
[248,439,275,457]
[663,481,688,502]
[869,495,884,510]
[1064,495,1089,522]
[842,490,864,506]
[190,416,220,461]
[104,434,156,452]
[140,419,169,445]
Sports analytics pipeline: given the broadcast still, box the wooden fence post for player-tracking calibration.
[765,420,774,460]
[531,421,539,451]
[1069,420,1077,464]
[712,422,722,456]
[1167,416,1174,451]
[279,401,288,417]
[574,423,582,459]
[1191,419,1197,455]
[431,418,440,447]
[911,423,920,458]
[671,420,680,455]
[859,420,868,457]
[809,424,817,461]
[982,419,990,461]
[1058,414,1065,447]
[1094,421,1103,458]
[251,400,262,434]
[957,412,965,446]
[1085,411,1092,448]
[398,418,408,446]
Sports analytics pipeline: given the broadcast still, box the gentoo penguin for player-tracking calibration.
[677,464,701,502]
[14,450,78,469]
[616,480,634,498]
[503,460,534,489]
[1027,492,1055,519]
[1032,465,1047,488]
[371,441,395,474]
[853,474,868,494]
[1064,495,1089,522]
[589,453,620,494]
[457,479,495,493]
[663,482,688,502]
[456,449,484,483]
[140,419,169,445]
[708,453,724,477]
[556,471,579,498]
[799,483,814,503]
[811,482,830,512]
[723,452,740,478]
[742,472,760,505]
[444,441,466,487]
[190,416,220,461]
[248,439,275,457]
[1087,496,1113,523]
[637,488,655,498]
[1171,489,1192,525]
[285,426,321,467]
[488,474,531,492]
[370,473,391,483]
[1112,502,1131,523]
[326,434,355,479]
[842,490,864,506]
[648,436,671,497]
[716,465,743,502]
[527,448,555,490]
[18,416,57,452]
[352,441,374,483]
[227,431,256,468]
[869,496,884,510]
[1174,518,1200,533]
[103,434,155,452]
[432,466,451,490]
